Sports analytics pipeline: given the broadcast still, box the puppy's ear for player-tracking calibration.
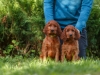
[61,28,67,41]
[43,22,50,35]
[43,25,47,34]
[57,23,62,37]
[75,29,80,40]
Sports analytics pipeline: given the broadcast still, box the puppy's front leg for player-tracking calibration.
[72,51,79,61]
[61,49,65,62]
[41,43,48,61]
[55,48,59,61]
[43,51,47,61]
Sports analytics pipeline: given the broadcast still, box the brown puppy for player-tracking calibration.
[40,20,62,61]
[61,25,80,61]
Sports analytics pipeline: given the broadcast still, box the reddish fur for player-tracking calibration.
[40,20,62,61]
[61,25,80,61]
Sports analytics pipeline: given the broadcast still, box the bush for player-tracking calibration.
[0,0,44,57]
[0,0,100,58]
[87,4,100,57]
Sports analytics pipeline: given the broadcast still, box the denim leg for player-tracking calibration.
[78,28,88,58]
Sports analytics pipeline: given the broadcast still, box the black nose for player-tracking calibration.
[51,30,54,32]
[70,34,72,37]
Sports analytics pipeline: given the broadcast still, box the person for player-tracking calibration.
[43,0,93,58]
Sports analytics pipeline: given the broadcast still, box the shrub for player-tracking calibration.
[0,0,44,57]
[87,4,100,57]
[0,0,100,58]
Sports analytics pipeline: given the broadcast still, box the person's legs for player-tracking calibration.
[78,28,88,58]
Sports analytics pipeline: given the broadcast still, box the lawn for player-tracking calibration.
[0,56,100,75]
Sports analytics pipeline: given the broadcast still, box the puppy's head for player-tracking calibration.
[43,20,62,37]
[61,25,80,41]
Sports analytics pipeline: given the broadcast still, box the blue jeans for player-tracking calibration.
[78,28,88,58]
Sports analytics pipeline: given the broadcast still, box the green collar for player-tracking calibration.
[49,34,57,37]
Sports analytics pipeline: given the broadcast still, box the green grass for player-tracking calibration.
[0,56,100,75]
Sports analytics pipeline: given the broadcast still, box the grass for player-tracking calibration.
[0,56,100,75]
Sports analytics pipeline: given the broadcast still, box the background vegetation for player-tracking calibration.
[0,0,100,75]
[0,0,100,58]
[87,0,100,58]
[0,0,44,57]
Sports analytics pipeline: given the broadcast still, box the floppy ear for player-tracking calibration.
[43,22,50,35]
[57,23,62,37]
[61,28,67,41]
[43,25,47,35]
[75,29,80,40]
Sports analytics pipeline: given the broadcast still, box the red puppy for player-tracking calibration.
[40,20,62,61]
[61,25,80,61]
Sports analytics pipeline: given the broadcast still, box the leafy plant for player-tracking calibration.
[0,0,44,57]
[87,2,100,57]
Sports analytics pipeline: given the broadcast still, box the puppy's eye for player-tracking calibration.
[49,24,51,26]
[66,30,69,32]
[72,30,74,32]
[54,25,57,27]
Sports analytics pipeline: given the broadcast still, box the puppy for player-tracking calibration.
[40,20,62,61]
[61,25,80,61]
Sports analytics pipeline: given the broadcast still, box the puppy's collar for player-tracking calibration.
[49,34,57,37]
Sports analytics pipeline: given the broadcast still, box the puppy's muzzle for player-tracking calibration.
[69,34,72,37]
[51,30,54,32]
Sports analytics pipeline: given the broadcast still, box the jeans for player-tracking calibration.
[78,28,88,58]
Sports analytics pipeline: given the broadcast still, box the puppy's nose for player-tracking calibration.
[51,30,54,32]
[70,34,72,37]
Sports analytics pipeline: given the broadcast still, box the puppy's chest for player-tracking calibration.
[62,43,77,51]
[46,40,60,50]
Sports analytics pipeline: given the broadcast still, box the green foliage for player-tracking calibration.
[0,57,100,75]
[87,2,100,57]
[0,0,100,58]
[0,0,44,57]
